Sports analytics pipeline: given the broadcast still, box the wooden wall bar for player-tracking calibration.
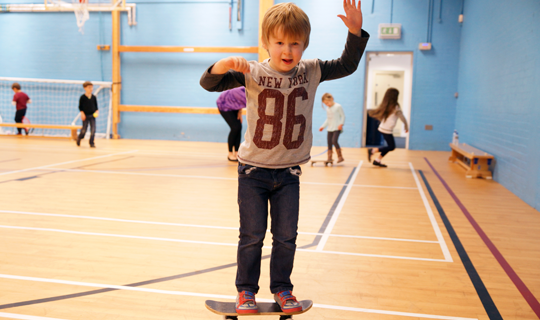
[118,46,258,53]
[119,105,246,115]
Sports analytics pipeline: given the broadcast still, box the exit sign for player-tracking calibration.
[378,23,401,39]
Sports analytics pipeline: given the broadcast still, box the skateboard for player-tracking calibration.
[310,159,333,167]
[205,299,313,319]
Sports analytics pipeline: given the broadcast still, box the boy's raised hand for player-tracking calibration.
[211,56,250,74]
[338,0,363,36]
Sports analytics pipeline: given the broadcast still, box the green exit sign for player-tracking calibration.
[378,23,402,39]
[381,27,397,34]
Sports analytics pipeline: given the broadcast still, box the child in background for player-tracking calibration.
[77,81,98,148]
[11,83,31,135]
[200,0,368,315]
[216,86,247,162]
[319,93,345,163]
[367,87,408,167]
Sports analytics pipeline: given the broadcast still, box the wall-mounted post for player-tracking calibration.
[258,0,273,62]
[112,9,121,138]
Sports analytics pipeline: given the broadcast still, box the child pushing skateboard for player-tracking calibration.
[319,92,346,163]
[200,0,369,315]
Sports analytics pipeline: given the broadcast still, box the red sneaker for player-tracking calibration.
[235,291,258,314]
[273,290,302,313]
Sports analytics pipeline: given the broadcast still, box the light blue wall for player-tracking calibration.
[118,0,259,141]
[455,0,540,210]
[285,0,462,149]
[2,0,539,209]
[1,0,463,149]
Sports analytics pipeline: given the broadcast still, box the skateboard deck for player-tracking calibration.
[205,299,312,319]
[311,159,333,167]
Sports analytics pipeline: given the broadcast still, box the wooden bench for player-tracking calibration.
[448,143,494,179]
[0,123,82,140]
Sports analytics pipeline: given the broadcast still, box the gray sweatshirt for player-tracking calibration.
[201,30,369,168]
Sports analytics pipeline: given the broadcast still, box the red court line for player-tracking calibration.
[425,158,540,319]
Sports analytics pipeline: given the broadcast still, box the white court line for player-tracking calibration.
[304,181,417,189]
[0,209,439,244]
[0,274,477,320]
[297,248,447,262]
[35,167,416,189]
[0,210,238,231]
[43,168,237,181]
[316,160,363,251]
[313,303,478,320]
[409,163,453,262]
[0,312,68,320]
[0,150,138,177]
[0,225,447,262]
[0,225,238,248]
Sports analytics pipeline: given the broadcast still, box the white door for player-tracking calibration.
[363,52,413,148]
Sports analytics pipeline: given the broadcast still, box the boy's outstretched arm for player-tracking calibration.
[211,56,250,75]
[338,0,363,37]
[200,56,248,92]
[318,0,369,83]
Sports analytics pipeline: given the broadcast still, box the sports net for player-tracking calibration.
[73,0,89,34]
[0,77,112,138]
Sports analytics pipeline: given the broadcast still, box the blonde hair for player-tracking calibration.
[322,93,333,101]
[368,88,400,121]
[261,2,311,50]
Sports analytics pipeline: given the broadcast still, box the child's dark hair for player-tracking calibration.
[82,81,93,88]
[11,83,21,90]
[368,88,400,121]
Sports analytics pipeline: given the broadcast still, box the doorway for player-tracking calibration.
[362,52,413,149]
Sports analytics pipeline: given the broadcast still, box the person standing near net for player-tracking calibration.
[200,1,368,314]
[367,87,408,167]
[77,81,98,148]
[318,93,345,163]
[217,86,247,162]
[11,83,31,135]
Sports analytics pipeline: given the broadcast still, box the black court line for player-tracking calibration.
[73,156,135,169]
[0,260,238,309]
[0,171,55,184]
[418,170,502,319]
[308,167,357,247]
[0,242,319,310]
[0,156,135,184]
[0,164,345,309]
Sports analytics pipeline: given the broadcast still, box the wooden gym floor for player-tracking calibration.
[0,137,538,320]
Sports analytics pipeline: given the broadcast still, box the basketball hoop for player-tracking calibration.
[73,0,89,34]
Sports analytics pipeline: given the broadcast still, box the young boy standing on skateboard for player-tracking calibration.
[200,0,368,314]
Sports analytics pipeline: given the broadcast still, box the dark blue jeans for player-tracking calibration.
[236,163,301,294]
[78,115,96,145]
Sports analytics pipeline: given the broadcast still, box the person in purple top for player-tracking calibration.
[217,86,246,161]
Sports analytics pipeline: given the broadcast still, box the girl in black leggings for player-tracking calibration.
[367,88,409,167]
[216,87,246,161]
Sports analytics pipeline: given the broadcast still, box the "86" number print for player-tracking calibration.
[253,88,308,150]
